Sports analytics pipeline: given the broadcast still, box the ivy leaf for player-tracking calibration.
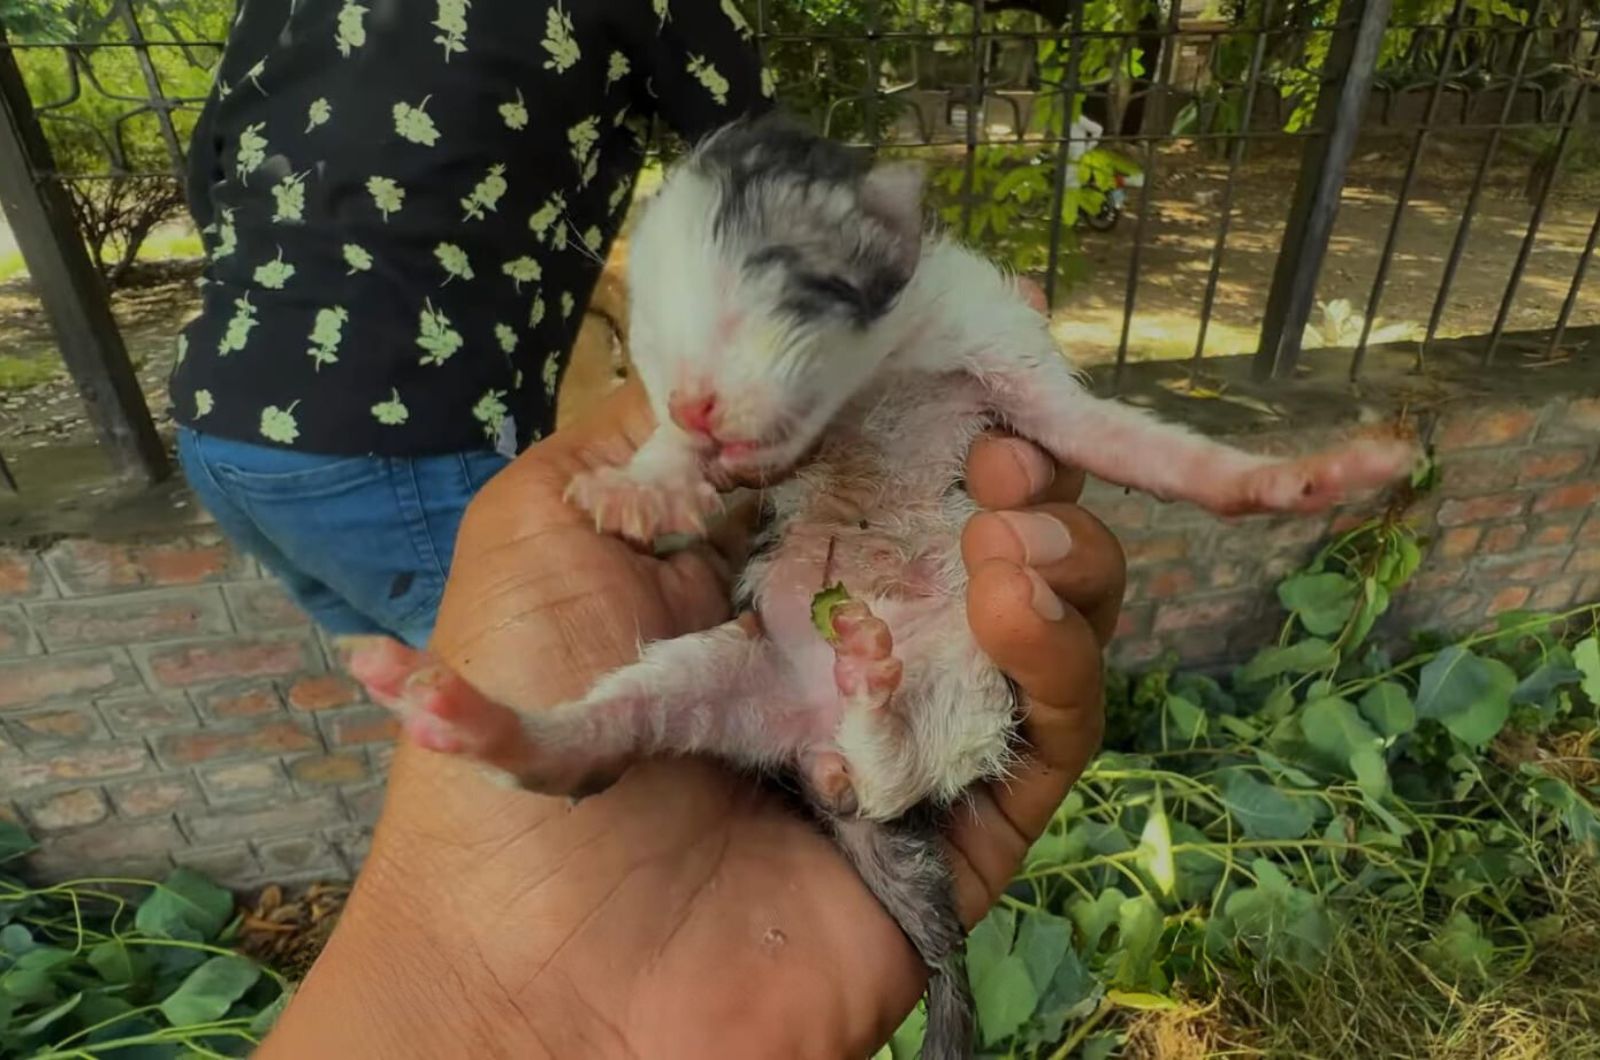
[1415,646,1516,748]
[1574,637,1600,705]
[1358,681,1416,737]
[1278,572,1359,636]
[1301,696,1387,797]
[1420,912,1493,979]
[1067,888,1126,954]
[88,940,146,985]
[1512,662,1583,706]
[973,955,1038,1046]
[1105,895,1165,991]
[1025,947,1101,1046]
[135,869,234,942]
[1238,638,1337,683]
[964,906,1014,993]
[0,821,36,863]
[1218,769,1316,840]
[250,987,292,1036]
[1163,694,1207,743]
[1221,858,1331,971]
[1016,911,1073,992]
[160,955,261,1027]
[1,922,35,955]
[1136,795,1177,896]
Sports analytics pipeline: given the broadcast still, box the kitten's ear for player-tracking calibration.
[860,160,925,276]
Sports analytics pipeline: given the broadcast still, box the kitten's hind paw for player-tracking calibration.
[1233,437,1420,515]
[565,466,721,544]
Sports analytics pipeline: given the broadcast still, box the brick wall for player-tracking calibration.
[2,362,1597,890]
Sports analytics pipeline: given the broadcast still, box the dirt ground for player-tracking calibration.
[0,131,1593,455]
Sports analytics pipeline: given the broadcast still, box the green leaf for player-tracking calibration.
[1221,858,1331,970]
[973,954,1037,1046]
[1421,912,1493,979]
[1278,572,1359,636]
[1,922,35,956]
[1350,747,1391,800]
[1512,662,1583,706]
[14,990,81,1037]
[1,966,57,1005]
[136,869,235,942]
[965,906,1015,994]
[1016,912,1072,992]
[1068,888,1126,954]
[250,988,292,1037]
[1574,637,1600,705]
[1415,647,1516,747]
[1359,681,1416,737]
[0,821,35,863]
[1136,796,1177,896]
[1163,694,1207,743]
[1106,895,1164,991]
[1238,638,1338,683]
[887,1001,925,1059]
[810,583,853,643]
[1253,749,1321,788]
[88,940,146,985]
[159,955,261,1027]
[1218,769,1316,840]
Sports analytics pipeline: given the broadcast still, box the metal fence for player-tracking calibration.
[0,0,1597,489]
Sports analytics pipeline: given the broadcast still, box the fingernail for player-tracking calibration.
[1024,567,1066,622]
[996,510,1073,565]
[1000,438,1055,498]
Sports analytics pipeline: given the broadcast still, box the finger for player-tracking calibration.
[949,559,1106,920]
[964,433,1085,510]
[960,503,1125,645]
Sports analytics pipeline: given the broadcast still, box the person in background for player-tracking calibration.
[168,1,771,647]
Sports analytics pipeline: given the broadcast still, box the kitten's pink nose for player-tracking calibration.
[668,390,718,436]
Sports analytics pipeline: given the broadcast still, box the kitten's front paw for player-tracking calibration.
[565,466,721,544]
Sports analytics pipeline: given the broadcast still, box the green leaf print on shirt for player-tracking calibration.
[472,389,509,440]
[608,176,634,215]
[175,333,188,365]
[687,55,730,106]
[372,389,409,425]
[306,98,331,132]
[219,295,258,355]
[541,353,560,398]
[460,164,507,221]
[560,292,575,319]
[417,300,464,365]
[270,172,308,223]
[260,402,301,444]
[500,89,529,130]
[241,58,268,95]
[253,249,295,290]
[495,324,517,355]
[503,257,542,291]
[394,99,440,146]
[528,192,565,245]
[194,389,213,418]
[582,226,603,255]
[433,0,469,61]
[653,0,670,28]
[721,0,753,38]
[435,243,474,283]
[542,4,579,72]
[528,295,546,328]
[367,177,404,220]
[214,208,238,258]
[762,68,777,98]
[568,117,599,176]
[607,51,630,87]
[307,306,349,370]
[235,123,267,181]
[335,0,366,56]
[343,244,373,273]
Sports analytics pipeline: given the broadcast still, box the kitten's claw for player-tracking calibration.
[566,466,721,544]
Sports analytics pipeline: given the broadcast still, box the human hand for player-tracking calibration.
[257,372,1123,1060]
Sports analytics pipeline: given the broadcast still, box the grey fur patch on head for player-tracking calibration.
[691,113,925,327]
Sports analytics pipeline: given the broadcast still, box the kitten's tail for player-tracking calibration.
[829,810,974,1060]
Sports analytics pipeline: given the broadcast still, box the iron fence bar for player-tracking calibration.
[1190,1,1275,374]
[1483,29,1600,366]
[958,0,988,239]
[1417,0,1547,365]
[1044,0,1087,309]
[1347,0,1468,380]
[1545,200,1600,360]
[1253,0,1395,381]
[864,0,882,146]
[0,29,168,487]
[1112,0,1187,389]
[113,0,187,175]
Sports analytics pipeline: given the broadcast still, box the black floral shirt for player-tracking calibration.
[169,0,770,457]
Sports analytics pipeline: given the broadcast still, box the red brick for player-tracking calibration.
[1579,512,1600,544]
[25,788,109,831]
[1568,549,1600,575]
[24,819,183,881]
[0,549,54,601]
[1441,592,1483,621]
[1437,452,1518,495]
[1529,582,1578,611]
[257,836,342,877]
[173,844,262,887]
[43,537,242,596]
[7,707,100,747]
[199,760,289,800]
[157,720,319,765]
[1532,520,1580,548]
[1533,482,1600,515]
[1482,525,1525,554]
[1558,397,1600,434]
[1153,595,1256,634]
[1412,568,1465,592]
[1124,535,1189,565]
[1486,555,1567,582]
[195,682,283,721]
[0,650,141,711]
[1113,605,1149,639]
[182,794,343,844]
[287,675,362,712]
[1437,407,1538,450]
[1329,511,1368,535]
[345,783,386,825]
[1487,586,1532,616]
[224,581,309,632]
[1438,527,1483,558]
[325,710,400,747]
[1436,493,1529,527]
[0,608,33,657]
[6,744,150,792]
[141,636,315,689]
[1518,448,1591,485]
[1581,575,1600,603]
[28,588,232,652]
[1206,562,1249,589]
[290,753,370,786]
[110,777,199,817]
[1142,567,1198,599]
[98,694,197,735]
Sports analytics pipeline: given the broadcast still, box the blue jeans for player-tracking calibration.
[176,427,510,647]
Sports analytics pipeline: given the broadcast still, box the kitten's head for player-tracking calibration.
[626,113,925,476]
